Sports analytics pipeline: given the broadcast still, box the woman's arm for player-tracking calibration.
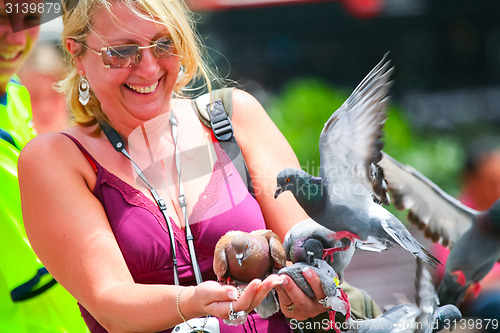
[230,89,309,240]
[18,132,278,332]
[231,89,329,319]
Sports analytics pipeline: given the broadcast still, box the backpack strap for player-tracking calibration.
[192,88,254,196]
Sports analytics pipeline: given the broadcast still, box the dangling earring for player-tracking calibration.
[79,75,90,105]
[176,65,185,84]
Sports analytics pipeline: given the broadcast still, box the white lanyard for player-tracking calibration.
[99,112,203,286]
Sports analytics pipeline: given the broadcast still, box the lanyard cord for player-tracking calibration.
[98,120,187,285]
[169,113,203,285]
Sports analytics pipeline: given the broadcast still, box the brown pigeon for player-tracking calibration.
[213,229,286,284]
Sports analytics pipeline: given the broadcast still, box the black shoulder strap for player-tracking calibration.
[192,88,254,197]
[0,128,19,150]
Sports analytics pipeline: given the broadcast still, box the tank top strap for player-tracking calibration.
[61,133,99,174]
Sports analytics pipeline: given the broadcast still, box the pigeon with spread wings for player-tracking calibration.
[379,152,500,306]
[274,55,439,268]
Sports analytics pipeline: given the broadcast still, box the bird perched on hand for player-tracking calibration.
[278,259,351,333]
[378,152,500,307]
[283,219,388,284]
[213,230,286,319]
[274,54,439,268]
[213,229,286,283]
[414,258,462,333]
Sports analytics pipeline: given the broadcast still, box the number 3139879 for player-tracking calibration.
[442,318,499,331]
[5,2,61,15]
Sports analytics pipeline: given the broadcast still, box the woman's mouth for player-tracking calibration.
[125,81,159,94]
[0,51,22,61]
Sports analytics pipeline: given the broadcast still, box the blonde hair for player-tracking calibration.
[59,0,218,129]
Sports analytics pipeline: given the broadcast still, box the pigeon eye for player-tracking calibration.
[285,178,291,183]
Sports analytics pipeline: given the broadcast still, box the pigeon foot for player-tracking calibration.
[451,271,466,286]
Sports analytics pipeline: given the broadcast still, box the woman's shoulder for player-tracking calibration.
[231,88,261,107]
[230,88,269,130]
[19,128,92,172]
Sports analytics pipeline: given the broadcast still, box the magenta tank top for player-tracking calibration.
[63,134,292,333]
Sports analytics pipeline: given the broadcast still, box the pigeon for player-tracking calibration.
[344,303,421,333]
[213,229,286,318]
[414,258,462,333]
[378,152,500,306]
[274,55,440,268]
[283,219,388,284]
[278,259,351,333]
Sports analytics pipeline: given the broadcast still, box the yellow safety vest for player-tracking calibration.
[0,78,88,333]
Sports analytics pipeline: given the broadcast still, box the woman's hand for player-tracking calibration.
[275,267,328,320]
[184,275,285,320]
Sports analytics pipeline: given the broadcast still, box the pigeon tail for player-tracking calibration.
[417,245,441,269]
[254,289,280,319]
[380,218,441,268]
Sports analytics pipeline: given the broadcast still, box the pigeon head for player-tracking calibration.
[303,238,324,265]
[288,237,324,265]
[275,168,324,203]
[230,235,250,266]
[433,305,462,332]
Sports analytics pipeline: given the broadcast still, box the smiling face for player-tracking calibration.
[71,3,181,135]
[0,0,41,94]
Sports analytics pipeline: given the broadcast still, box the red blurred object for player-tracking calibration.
[186,0,336,11]
[342,0,384,19]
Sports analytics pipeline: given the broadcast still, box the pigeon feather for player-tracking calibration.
[379,152,500,306]
[275,55,439,267]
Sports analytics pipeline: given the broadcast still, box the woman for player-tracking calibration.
[18,0,329,332]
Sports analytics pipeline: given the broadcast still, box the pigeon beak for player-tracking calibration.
[236,254,243,266]
[274,185,283,199]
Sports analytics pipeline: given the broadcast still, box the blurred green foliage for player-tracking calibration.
[266,77,465,201]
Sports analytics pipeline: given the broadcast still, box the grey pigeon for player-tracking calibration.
[274,55,440,268]
[278,258,351,331]
[283,219,388,284]
[379,152,500,306]
[345,303,421,333]
[213,229,286,318]
[414,258,462,333]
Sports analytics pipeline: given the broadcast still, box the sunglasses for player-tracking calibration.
[79,36,177,69]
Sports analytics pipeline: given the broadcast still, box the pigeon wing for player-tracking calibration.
[414,257,439,333]
[319,55,393,204]
[379,152,478,248]
[213,233,234,281]
[251,229,286,269]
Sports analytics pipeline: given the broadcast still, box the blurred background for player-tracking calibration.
[36,0,500,315]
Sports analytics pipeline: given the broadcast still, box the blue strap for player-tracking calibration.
[11,267,58,302]
[0,128,19,149]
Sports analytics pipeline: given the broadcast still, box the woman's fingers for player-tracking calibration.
[249,275,284,310]
[275,269,329,320]
[302,267,328,300]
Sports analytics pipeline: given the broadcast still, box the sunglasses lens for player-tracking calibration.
[153,37,175,58]
[102,45,139,68]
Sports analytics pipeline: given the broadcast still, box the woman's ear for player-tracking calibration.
[66,38,85,75]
